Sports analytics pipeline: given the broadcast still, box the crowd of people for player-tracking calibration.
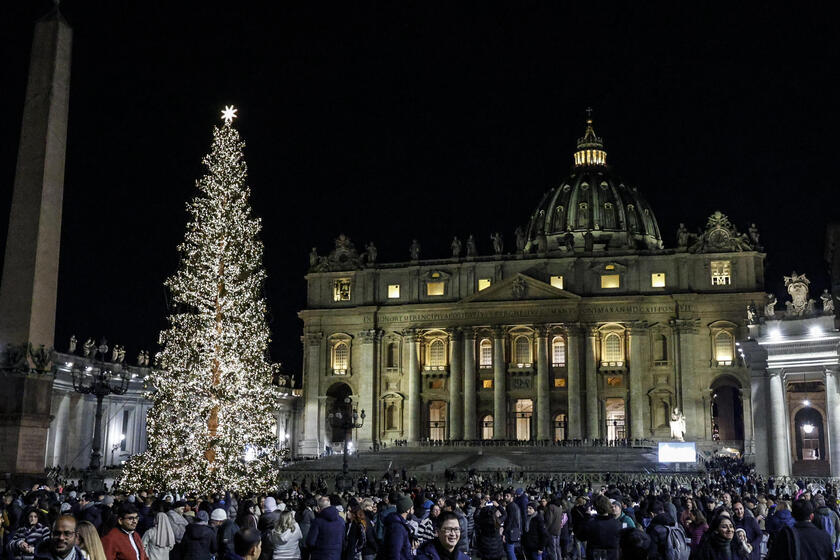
[2,458,840,560]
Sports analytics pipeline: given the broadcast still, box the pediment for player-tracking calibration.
[459,273,581,304]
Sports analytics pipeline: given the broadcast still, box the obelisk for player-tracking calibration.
[0,5,72,479]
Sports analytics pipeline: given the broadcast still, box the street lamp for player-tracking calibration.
[328,396,365,491]
[70,338,130,471]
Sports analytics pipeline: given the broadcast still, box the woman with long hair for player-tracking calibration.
[691,515,748,560]
[141,512,176,560]
[342,505,366,560]
[269,510,302,560]
[7,507,50,560]
[236,501,259,530]
[687,508,709,550]
[76,521,107,560]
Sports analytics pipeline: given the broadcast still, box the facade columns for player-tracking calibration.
[406,330,421,443]
[535,325,550,440]
[357,329,379,446]
[566,326,583,440]
[627,322,650,439]
[585,326,600,440]
[826,367,840,476]
[493,326,507,439]
[448,329,463,440]
[463,329,477,440]
[673,318,701,438]
[300,332,323,456]
[768,369,790,475]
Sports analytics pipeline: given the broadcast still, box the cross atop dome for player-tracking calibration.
[574,108,606,167]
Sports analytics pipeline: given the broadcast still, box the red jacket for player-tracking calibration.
[101,528,149,560]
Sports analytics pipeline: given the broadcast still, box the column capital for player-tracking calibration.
[768,368,784,379]
[564,323,585,338]
[403,328,418,342]
[534,324,550,338]
[627,321,651,336]
[358,328,381,344]
[581,323,600,338]
[447,327,462,342]
[462,327,478,340]
[491,325,506,339]
[670,318,700,334]
[304,331,323,346]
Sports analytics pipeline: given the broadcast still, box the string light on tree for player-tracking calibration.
[122,105,279,493]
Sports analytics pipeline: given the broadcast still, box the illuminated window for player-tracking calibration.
[651,273,666,288]
[333,279,351,301]
[478,278,492,291]
[554,413,567,441]
[603,333,623,363]
[429,380,444,390]
[554,378,566,388]
[332,342,349,373]
[426,281,445,296]
[387,284,400,298]
[513,336,531,365]
[428,339,446,367]
[482,415,494,440]
[714,331,734,365]
[483,379,493,389]
[552,337,566,366]
[605,264,616,270]
[550,275,564,290]
[479,339,493,367]
[601,274,620,289]
[711,261,732,286]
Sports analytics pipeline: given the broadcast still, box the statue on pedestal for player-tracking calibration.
[669,408,686,442]
[409,239,421,261]
[784,271,814,317]
[490,232,503,255]
[514,227,526,254]
[677,223,689,248]
[765,294,777,317]
[83,338,95,358]
[68,335,77,354]
[563,232,575,252]
[466,235,477,257]
[451,236,462,258]
[822,289,835,314]
[365,242,377,264]
[746,303,757,324]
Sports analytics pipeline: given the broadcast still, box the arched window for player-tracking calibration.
[479,339,493,367]
[577,202,589,229]
[428,339,446,367]
[552,337,566,366]
[626,205,638,232]
[482,415,494,440]
[514,336,532,365]
[553,206,566,231]
[385,403,397,430]
[386,342,399,368]
[333,342,349,372]
[653,334,668,363]
[603,333,623,363]
[714,331,734,364]
[602,202,616,229]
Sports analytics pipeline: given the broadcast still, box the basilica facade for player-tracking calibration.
[298,120,768,463]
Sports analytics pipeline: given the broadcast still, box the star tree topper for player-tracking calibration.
[221,105,238,124]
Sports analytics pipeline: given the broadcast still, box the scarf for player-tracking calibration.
[710,533,733,560]
[152,513,176,548]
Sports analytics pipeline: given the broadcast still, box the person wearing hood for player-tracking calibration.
[812,493,840,551]
[764,500,794,548]
[179,511,216,560]
[580,495,619,560]
[382,496,412,560]
[522,502,549,560]
[415,512,469,560]
[33,516,84,560]
[166,504,189,545]
[474,504,503,560]
[305,498,344,560]
[259,498,282,560]
[141,513,175,560]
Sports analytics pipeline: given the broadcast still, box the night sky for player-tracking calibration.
[2,3,838,379]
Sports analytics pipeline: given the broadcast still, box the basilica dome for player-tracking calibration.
[524,118,663,253]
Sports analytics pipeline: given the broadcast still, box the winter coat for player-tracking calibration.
[580,515,620,560]
[765,509,794,539]
[381,513,411,560]
[522,513,549,554]
[101,528,150,560]
[502,502,522,543]
[33,540,85,560]
[451,510,469,554]
[216,520,238,560]
[645,512,677,560]
[361,522,378,557]
[298,509,315,545]
[269,525,302,560]
[414,539,470,560]
[166,512,188,544]
[732,515,761,560]
[543,504,564,537]
[342,521,365,560]
[688,522,708,549]
[8,523,50,560]
[179,523,217,560]
[305,507,345,560]
[768,521,833,560]
[475,508,503,560]
[690,533,748,560]
[80,504,103,532]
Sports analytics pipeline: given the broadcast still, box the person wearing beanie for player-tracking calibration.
[522,502,548,560]
[180,510,216,560]
[213,509,238,560]
[382,496,412,560]
[258,497,282,560]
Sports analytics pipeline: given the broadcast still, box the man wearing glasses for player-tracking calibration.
[34,515,83,560]
[415,512,469,560]
[101,504,149,560]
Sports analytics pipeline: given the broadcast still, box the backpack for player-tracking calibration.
[663,524,690,560]
[817,511,840,554]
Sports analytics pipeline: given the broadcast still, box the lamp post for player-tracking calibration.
[328,396,365,491]
[71,338,130,471]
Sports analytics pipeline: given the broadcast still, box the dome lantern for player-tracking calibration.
[573,108,606,167]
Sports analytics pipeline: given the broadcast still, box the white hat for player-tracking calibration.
[264,497,277,513]
[278,502,286,512]
[211,508,227,521]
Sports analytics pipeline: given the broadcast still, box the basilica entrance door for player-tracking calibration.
[605,398,626,442]
[428,400,446,441]
[515,399,533,441]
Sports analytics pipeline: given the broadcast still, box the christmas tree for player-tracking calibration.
[122,106,279,493]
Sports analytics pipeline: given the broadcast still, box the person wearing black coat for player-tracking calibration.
[305,499,346,560]
[78,496,102,533]
[475,506,504,560]
[690,515,749,560]
[180,511,218,560]
[580,496,620,560]
[768,499,833,560]
[522,503,549,560]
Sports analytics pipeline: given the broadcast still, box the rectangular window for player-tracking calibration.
[120,410,131,451]
[333,278,351,301]
[550,275,564,290]
[426,281,445,296]
[651,273,666,287]
[479,341,493,367]
[554,378,566,388]
[711,260,732,286]
[478,278,492,291]
[429,380,444,390]
[483,379,493,389]
[387,284,400,298]
[600,274,620,289]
